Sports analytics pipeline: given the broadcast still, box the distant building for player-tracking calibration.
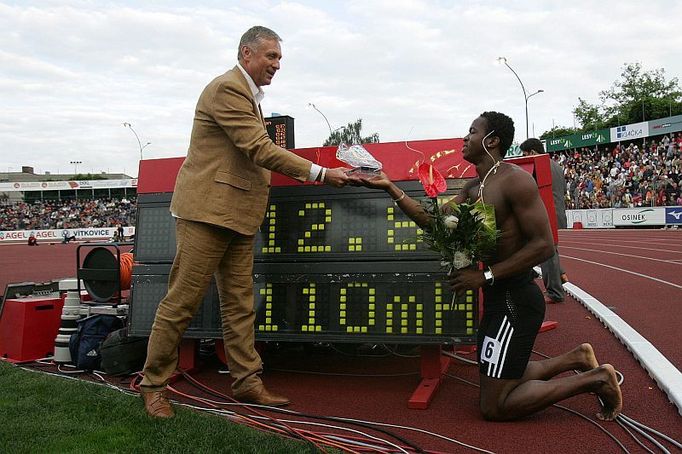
[0,166,137,204]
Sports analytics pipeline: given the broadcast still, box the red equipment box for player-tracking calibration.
[0,295,64,362]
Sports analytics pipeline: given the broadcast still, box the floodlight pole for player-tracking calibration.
[123,122,151,160]
[69,160,82,176]
[308,103,334,136]
[497,57,543,139]
[308,103,347,143]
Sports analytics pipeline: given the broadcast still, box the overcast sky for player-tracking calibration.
[2,0,681,177]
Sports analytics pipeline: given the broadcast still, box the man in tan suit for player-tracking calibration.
[141,26,350,418]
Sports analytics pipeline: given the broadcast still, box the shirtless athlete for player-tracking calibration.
[352,111,622,422]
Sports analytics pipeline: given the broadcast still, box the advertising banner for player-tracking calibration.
[612,207,665,226]
[665,207,682,225]
[0,179,138,193]
[0,227,136,243]
[568,207,681,227]
[543,114,680,154]
[546,129,610,152]
[566,209,614,228]
[649,115,682,136]
[610,122,649,142]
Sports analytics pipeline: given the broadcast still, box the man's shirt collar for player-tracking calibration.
[237,63,264,104]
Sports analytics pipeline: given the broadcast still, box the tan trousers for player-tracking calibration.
[140,218,263,394]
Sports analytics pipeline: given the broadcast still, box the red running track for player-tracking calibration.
[1,232,681,453]
[558,229,682,369]
[0,242,132,295]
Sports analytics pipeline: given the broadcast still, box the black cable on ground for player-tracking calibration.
[619,414,682,450]
[616,418,656,454]
[180,370,427,454]
[177,373,325,451]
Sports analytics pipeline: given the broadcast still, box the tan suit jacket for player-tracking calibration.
[170,66,312,235]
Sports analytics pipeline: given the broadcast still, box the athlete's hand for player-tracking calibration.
[448,268,486,295]
[350,170,392,190]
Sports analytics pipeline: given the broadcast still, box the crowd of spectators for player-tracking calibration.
[0,197,136,231]
[553,133,682,209]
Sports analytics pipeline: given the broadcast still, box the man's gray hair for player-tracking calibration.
[237,26,281,60]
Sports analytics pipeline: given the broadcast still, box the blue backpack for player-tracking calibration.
[69,315,124,370]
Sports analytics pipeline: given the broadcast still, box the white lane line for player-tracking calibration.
[560,240,682,253]
[560,246,682,265]
[564,282,682,416]
[562,237,682,245]
[563,242,682,248]
[561,255,682,290]
[560,235,682,244]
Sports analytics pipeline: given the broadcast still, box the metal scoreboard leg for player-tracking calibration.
[539,320,558,332]
[408,345,451,409]
[408,285,480,409]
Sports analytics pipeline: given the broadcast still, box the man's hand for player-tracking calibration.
[324,167,352,188]
[448,268,486,295]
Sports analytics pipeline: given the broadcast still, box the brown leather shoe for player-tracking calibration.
[142,391,175,418]
[234,385,290,407]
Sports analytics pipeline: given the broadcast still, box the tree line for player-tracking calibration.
[541,62,682,139]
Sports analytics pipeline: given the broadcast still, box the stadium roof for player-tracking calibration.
[0,167,133,183]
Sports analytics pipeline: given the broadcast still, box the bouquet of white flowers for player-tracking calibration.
[420,199,499,275]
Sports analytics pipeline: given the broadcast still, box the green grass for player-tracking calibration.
[0,361,320,453]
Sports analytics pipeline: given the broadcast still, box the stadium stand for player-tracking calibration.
[0,198,136,231]
[552,133,681,210]
[1,166,136,232]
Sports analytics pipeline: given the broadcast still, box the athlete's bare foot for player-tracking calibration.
[574,343,599,371]
[595,364,622,421]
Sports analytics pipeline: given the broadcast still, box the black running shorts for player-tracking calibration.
[477,271,545,380]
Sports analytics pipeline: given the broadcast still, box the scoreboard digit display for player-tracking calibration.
[133,182,460,264]
[130,261,476,343]
[265,115,295,149]
[129,180,478,344]
[252,262,476,343]
[256,187,427,259]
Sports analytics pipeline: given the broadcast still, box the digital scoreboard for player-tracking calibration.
[264,115,295,149]
[129,152,554,346]
[129,180,478,344]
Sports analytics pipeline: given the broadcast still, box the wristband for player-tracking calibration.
[483,267,495,286]
[320,167,327,183]
[392,190,406,205]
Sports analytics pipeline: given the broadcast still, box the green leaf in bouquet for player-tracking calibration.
[419,197,500,269]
